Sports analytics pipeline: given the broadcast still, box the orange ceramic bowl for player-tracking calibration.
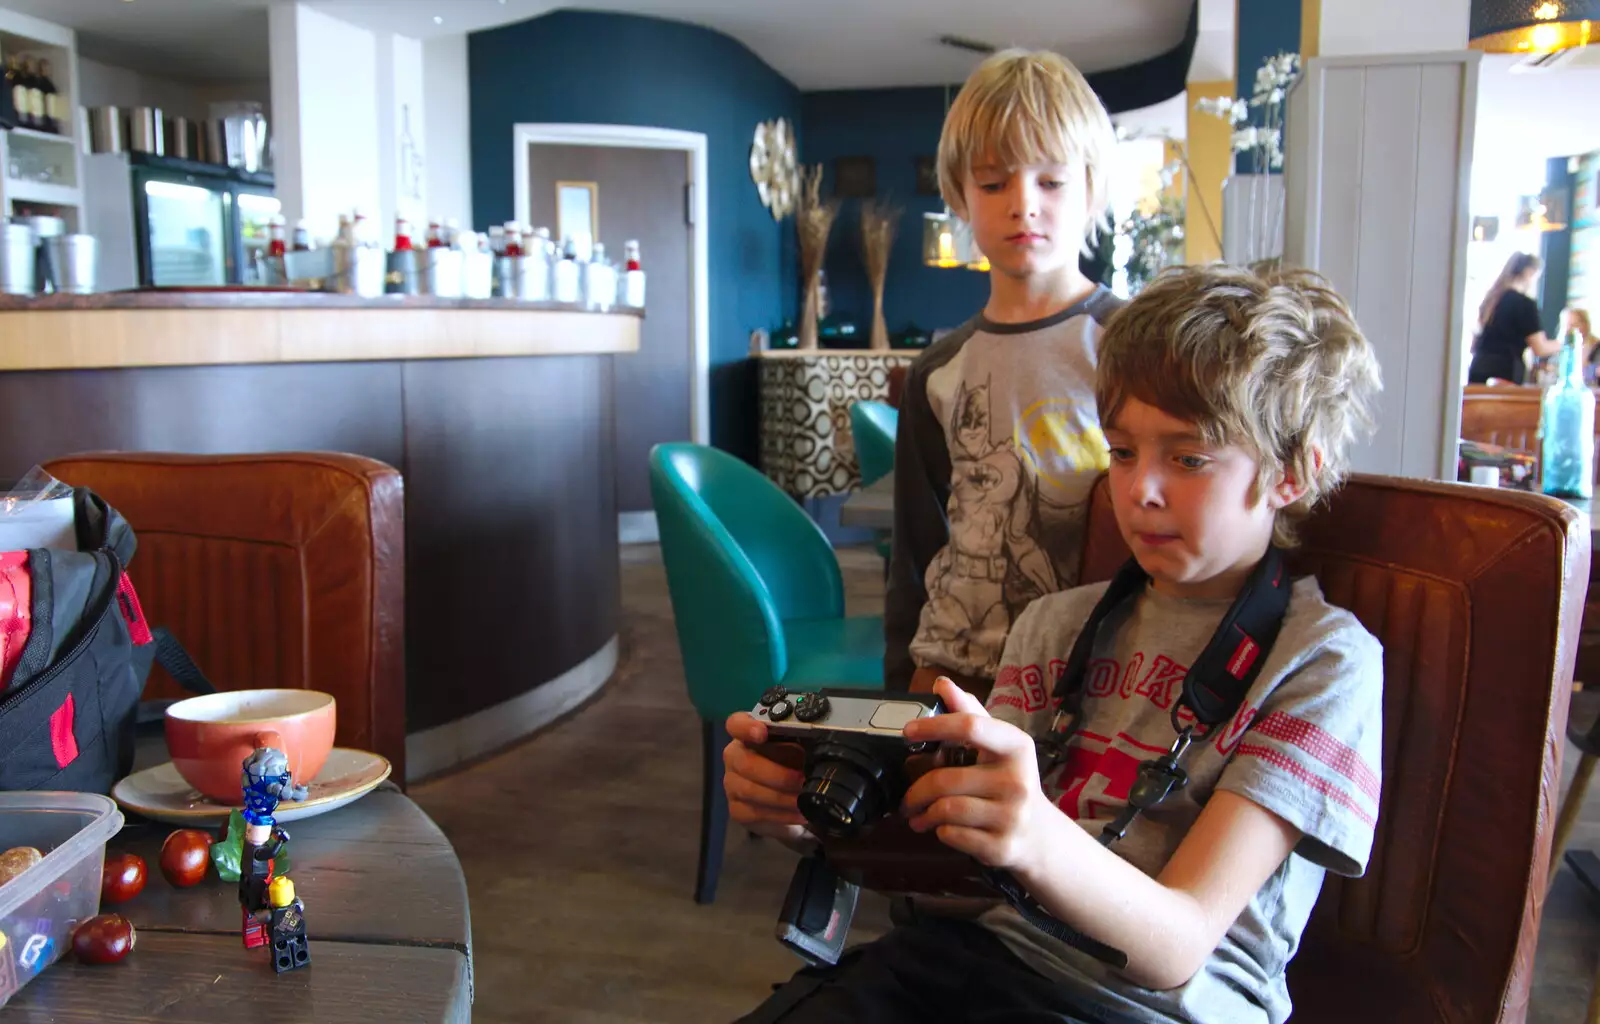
[164,689,337,804]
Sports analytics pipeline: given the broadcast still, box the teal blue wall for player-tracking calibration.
[469,10,800,462]
[1234,0,1300,175]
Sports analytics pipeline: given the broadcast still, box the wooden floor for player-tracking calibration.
[411,544,1600,1023]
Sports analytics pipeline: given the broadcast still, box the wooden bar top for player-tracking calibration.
[0,290,641,371]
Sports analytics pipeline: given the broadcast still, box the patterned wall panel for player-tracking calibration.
[758,353,915,498]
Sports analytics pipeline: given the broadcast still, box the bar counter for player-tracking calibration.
[0,290,641,781]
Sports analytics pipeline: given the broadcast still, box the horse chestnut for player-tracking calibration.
[100,853,146,904]
[72,914,136,964]
[159,829,214,887]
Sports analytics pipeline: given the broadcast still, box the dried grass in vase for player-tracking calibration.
[860,200,901,351]
[795,165,837,350]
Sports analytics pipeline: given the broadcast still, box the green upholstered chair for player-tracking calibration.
[849,400,899,565]
[849,400,898,488]
[648,442,885,903]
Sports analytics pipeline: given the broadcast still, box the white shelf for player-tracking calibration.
[6,179,79,206]
[9,126,73,146]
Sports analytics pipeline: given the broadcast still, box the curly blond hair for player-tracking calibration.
[1095,264,1383,546]
[936,48,1115,241]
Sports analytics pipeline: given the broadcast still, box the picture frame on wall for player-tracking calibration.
[915,155,940,197]
[834,156,876,198]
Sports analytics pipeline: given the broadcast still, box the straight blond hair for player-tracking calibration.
[936,49,1115,241]
[1096,264,1383,547]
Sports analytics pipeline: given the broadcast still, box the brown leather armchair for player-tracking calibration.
[1077,473,1586,1023]
[42,453,408,785]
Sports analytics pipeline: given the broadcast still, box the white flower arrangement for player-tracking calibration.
[1196,51,1300,264]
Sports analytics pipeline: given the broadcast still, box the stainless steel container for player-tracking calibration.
[168,116,193,159]
[88,106,124,154]
[423,248,463,298]
[493,256,517,299]
[330,244,386,298]
[1,223,36,295]
[387,248,424,296]
[42,235,98,295]
[128,107,164,155]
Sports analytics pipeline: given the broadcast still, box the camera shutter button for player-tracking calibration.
[768,698,794,721]
[794,693,830,722]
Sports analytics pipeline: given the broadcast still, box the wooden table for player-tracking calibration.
[3,780,472,1022]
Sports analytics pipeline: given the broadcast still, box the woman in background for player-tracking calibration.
[1469,252,1560,384]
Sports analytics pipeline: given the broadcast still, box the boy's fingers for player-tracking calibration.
[724,711,768,744]
[901,763,1016,815]
[724,740,806,792]
[728,798,809,828]
[905,712,1033,761]
[933,676,989,717]
[724,770,803,811]
[906,795,1005,834]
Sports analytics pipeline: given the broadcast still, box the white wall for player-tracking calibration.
[269,3,379,240]
[376,33,426,234]
[77,58,270,123]
[423,34,472,230]
[1318,0,1470,58]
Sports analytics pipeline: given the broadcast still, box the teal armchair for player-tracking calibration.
[849,400,898,488]
[648,442,884,903]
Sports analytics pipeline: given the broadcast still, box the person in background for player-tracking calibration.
[1468,252,1559,384]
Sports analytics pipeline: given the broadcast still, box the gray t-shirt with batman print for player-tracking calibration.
[885,287,1124,690]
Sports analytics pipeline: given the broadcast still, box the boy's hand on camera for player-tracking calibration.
[723,712,811,842]
[899,677,1058,874]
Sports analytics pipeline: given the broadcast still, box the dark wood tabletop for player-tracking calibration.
[3,780,472,1022]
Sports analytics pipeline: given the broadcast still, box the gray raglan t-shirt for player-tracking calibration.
[885,288,1125,690]
[979,576,1384,1024]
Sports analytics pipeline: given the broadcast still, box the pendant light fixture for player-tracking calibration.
[919,81,991,271]
[1470,0,1599,53]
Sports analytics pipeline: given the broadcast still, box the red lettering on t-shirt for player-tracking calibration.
[1020,664,1048,712]
[1117,653,1145,700]
[1085,658,1118,698]
[1052,742,1142,820]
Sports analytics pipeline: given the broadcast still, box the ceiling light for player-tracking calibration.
[433,15,444,24]
[1471,0,1598,53]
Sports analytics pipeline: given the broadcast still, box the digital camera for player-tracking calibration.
[751,686,959,838]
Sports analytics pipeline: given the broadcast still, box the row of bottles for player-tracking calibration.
[1540,327,1596,499]
[486,219,644,310]
[5,56,62,135]
[259,210,645,309]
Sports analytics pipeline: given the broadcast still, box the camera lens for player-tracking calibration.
[797,735,904,838]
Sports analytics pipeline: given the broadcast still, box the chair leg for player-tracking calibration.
[696,717,730,905]
[1553,753,1598,879]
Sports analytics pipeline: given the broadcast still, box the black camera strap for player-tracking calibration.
[991,546,1292,969]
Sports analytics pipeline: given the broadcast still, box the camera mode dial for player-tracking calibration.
[759,686,789,707]
[794,693,830,723]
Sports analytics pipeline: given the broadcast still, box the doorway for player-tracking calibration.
[514,125,709,541]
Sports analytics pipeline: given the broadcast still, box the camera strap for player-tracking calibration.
[991,546,1291,968]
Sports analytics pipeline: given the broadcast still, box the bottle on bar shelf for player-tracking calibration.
[37,59,58,134]
[487,224,506,257]
[444,218,461,250]
[425,220,443,249]
[393,216,415,252]
[585,241,615,311]
[503,221,524,258]
[266,214,287,258]
[15,58,37,131]
[292,218,313,252]
[4,59,21,130]
[553,235,581,303]
[623,240,646,308]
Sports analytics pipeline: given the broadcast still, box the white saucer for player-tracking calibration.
[112,748,392,826]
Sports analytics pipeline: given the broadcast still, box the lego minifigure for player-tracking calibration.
[266,876,310,974]
[237,746,307,948]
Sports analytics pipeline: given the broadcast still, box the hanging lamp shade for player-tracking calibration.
[922,210,962,268]
[1470,0,1599,53]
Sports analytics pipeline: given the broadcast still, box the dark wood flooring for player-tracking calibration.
[411,544,1600,1023]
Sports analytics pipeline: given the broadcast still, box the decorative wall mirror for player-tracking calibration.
[557,181,598,258]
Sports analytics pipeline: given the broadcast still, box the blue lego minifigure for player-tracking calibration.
[238,747,308,949]
[240,747,309,828]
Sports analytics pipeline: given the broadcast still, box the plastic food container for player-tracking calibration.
[0,792,123,1007]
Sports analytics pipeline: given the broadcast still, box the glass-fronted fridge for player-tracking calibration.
[130,153,277,287]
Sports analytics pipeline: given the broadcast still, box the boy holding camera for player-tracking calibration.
[886,47,1124,696]
[725,263,1385,1023]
